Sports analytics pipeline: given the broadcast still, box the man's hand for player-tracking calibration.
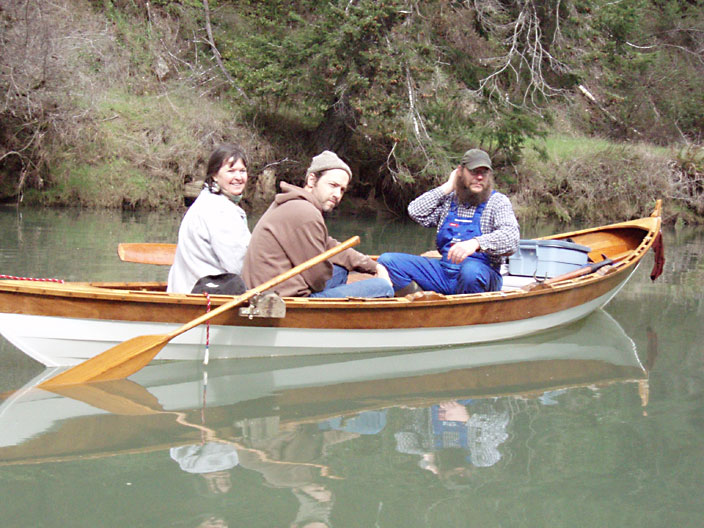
[447,238,480,264]
[440,166,462,194]
[375,262,392,286]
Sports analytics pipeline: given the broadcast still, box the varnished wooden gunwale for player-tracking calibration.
[0,266,632,330]
[0,213,660,331]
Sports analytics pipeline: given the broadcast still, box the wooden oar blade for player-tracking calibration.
[46,379,163,415]
[38,236,361,388]
[117,243,176,266]
[37,334,169,389]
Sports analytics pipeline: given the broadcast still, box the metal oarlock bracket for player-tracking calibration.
[239,293,286,319]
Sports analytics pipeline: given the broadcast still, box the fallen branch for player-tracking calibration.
[577,84,642,137]
[202,0,252,103]
[406,65,430,160]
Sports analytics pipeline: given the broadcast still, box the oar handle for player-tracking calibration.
[521,252,629,291]
[541,258,613,285]
[170,236,360,338]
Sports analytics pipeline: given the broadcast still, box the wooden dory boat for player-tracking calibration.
[0,204,663,366]
[0,310,648,466]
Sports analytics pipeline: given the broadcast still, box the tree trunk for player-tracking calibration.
[311,95,358,155]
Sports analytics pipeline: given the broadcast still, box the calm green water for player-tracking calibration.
[1,206,703,528]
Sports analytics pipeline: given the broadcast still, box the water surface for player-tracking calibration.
[1,206,703,528]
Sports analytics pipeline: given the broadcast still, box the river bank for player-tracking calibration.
[7,133,702,227]
[1,1,702,225]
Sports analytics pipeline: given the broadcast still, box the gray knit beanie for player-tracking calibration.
[306,150,352,179]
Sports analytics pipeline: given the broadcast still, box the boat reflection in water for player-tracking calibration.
[0,309,654,526]
[1,309,648,464]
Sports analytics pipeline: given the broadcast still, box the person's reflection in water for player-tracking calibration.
[395,399,509,485]
[292,410,386,528]
[170,441,239,496]
[169,441,240,527]
[235,416,370,528]
[290,484,333,528]
[317,409,387,436]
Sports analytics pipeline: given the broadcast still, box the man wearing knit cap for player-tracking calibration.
[378,148,519,295]
[242,150,393,298]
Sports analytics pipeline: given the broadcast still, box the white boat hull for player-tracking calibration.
[0,273,631,366]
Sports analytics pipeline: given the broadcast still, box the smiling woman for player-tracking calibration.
[167,144,252,294]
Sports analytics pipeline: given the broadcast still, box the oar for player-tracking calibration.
[521,253,628,292]
[38,236,360,389]
[118,243,177,266]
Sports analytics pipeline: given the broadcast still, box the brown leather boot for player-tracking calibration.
[394,280,422,297]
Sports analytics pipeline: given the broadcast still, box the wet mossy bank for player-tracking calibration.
[1,1,702,225]
[8,134,702,227]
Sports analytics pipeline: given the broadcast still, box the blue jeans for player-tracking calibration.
[309,265,394,298]
[377,253,502,294]
[318,410,388,435]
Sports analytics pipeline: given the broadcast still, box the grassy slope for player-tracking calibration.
[1,0,701,225]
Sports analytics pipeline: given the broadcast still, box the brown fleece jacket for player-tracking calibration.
[242,182,377,297]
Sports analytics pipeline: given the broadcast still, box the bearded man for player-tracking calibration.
[378,149,519,295]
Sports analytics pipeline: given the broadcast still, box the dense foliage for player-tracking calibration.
[0,0,702,221]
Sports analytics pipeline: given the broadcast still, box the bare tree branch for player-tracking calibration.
[468,0,571,108]
[406,67,430,161]
[202,0,251,103]
[626,41,704,65]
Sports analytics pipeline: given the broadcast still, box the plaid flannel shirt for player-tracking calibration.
[408,187,520,268]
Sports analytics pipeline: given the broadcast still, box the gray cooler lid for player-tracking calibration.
[517,239,591,253]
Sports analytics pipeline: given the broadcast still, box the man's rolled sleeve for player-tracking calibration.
[408,187,450,228]
[476,194,520,259]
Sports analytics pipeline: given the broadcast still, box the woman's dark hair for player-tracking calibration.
[204,143,248,189]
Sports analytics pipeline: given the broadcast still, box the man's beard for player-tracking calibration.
[454,175,493,206]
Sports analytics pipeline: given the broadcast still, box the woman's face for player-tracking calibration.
[215,157,248,196]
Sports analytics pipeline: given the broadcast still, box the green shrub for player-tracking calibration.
[514,139,672,224]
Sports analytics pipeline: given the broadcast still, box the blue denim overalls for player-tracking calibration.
[377,195,503,294]
[435,196,502,293]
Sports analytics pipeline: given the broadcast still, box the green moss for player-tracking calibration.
[513,140,676,224]
[33,85,260,209]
